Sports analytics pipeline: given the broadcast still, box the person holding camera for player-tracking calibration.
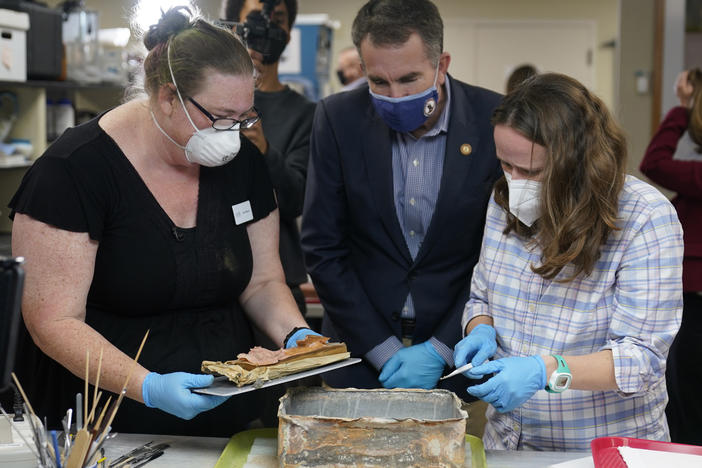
[640,68,702,445]
[221,0,316,316]
[8,8,312,436]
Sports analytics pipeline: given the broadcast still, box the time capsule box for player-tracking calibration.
[277,387,468,467]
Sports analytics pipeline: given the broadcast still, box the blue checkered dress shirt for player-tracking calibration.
[462,176,684,450]
[365,77,454,370]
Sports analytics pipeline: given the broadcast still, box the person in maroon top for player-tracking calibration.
[640,67,702,445]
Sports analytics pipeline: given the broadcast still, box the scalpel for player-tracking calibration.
[439,362,473,381]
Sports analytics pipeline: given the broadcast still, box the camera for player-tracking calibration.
[225,0,288,65]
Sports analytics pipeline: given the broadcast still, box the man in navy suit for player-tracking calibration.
[301,0,502,398]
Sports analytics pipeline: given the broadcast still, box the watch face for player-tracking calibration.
[552,373,572,391]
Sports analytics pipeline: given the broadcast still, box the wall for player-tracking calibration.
[298,0,617,109]
[662,0,686,116]
[49,0,662,179]
[617,0,655,178]
[687,32,702,68]
[62,0,617,108]
[46,0,223,28]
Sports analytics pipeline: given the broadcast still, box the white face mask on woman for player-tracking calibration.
[151,42,241,167]
[504,172,542,227]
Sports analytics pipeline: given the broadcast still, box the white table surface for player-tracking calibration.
[485,450,591,467]
[103,433,228,467]
[103,433,592,467]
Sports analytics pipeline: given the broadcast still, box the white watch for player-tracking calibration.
[546,354,572,393]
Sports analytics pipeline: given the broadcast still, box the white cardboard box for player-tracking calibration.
[0,9,29,82]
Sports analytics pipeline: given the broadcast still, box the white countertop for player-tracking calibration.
[486,450,591,467]
[103,433,228,467]
[103,433,592,467]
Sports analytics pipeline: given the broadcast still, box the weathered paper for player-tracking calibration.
[202,352,350,387]
[202,336,350,387]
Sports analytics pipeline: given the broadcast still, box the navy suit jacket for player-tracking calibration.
[301,76,502,396]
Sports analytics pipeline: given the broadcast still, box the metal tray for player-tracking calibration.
[192,358,361,396]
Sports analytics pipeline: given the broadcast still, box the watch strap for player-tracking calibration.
[545,354,571,393]
[553,354,569,373]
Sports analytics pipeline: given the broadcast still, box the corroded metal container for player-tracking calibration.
[278,387,467,467]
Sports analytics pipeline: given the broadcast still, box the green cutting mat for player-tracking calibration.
[466,434,487,468]
[214,429,486,468]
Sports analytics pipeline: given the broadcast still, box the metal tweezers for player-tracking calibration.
[110,441,169,468]
[129,450,165,467]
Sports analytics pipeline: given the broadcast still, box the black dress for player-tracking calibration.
[8,116,277,436]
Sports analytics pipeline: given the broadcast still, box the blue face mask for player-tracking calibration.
[369,66,440,133]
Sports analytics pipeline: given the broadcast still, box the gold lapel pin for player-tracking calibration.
[460,143,472,156]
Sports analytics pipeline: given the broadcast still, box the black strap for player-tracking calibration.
[284,326,310,347]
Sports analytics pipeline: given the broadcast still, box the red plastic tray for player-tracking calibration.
[591,436,702,468]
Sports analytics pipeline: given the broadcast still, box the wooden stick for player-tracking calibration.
[84,349,89,430]
[65,428,90,468]
[10,372,37,418]
[85,391,102,428]
[95,330,150,447]
[84,396,113,466]
[92,396,111,437]
[89,348,104,426]
[98,398,116,436]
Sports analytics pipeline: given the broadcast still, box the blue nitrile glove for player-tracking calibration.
[465,356,546,413]
[453,324,497,378]
[285,328,323,348]
[142,372,230,420]
[378,341,446,389]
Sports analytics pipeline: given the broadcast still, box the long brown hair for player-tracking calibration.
[687,68,702,151]
[492,73,627,282]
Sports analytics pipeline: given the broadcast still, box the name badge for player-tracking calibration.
[232,200,254,225]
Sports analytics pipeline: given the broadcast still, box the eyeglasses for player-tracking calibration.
[187,96,261,130]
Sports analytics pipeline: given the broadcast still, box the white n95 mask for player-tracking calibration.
[150,42,242,168]
[182,125,240,167]
[504,172,542,227]
[152,110,242,168]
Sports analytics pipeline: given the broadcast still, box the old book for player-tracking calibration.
[202,336,349,387]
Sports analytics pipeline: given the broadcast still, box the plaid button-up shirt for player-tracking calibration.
[462,175,684,450]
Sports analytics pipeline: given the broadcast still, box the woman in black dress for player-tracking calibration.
[8,8,315,436]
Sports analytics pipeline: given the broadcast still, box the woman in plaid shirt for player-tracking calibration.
[454,73,684,450]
